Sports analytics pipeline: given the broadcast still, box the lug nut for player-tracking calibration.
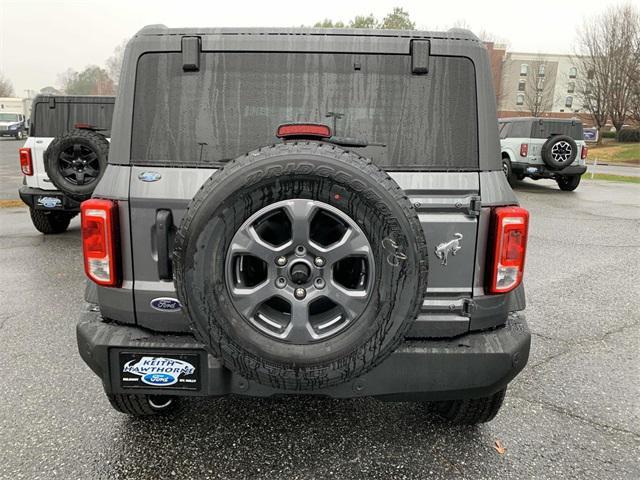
[314,278,325,289]
[275,256,287,266]
[294,287,306,299]
[275,277,287,289]
[314,257,325,267]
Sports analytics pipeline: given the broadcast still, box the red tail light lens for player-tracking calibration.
[19,148,33,175]
[519,143,528,157]
[277,123,331,139]
[581,145,588,159]
[489,206,529,294]
[81,199,120,287]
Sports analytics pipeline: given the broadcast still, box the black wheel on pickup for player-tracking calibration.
[173,142,429,391]
[434,388,507,424]
[501,155,516,186]
[44,129,109,201]
[107,394,179,416]
[29,208,76,234]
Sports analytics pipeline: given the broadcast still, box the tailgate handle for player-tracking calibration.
[156,209,174,280]
[182,36,201,72]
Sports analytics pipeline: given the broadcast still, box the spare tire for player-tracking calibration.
[173,142,428,391]
[541,135,577,170]
[44,129,109,201]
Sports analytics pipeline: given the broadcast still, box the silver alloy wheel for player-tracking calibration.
[502,159,509,177]
[551,141,573,163]
[225,199,374,344]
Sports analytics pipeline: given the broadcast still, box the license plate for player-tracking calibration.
[119,352,201,390]
[35,195,64,210]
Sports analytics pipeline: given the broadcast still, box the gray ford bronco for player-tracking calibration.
[77,26,531,424]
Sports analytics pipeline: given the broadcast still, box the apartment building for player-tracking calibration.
[495,52,591,123]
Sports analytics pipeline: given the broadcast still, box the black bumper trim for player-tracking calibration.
[511,162,587,178]
[77,307,530,401]
[19,185,81,211]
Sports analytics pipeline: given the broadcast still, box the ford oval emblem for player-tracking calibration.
[138,171,162,182]
[142,373,177,386]
[150,297,182,312]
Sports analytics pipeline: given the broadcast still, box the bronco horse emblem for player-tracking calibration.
[435,233,463,266]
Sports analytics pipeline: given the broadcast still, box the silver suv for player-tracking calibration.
[76,26,531,425]
[499,117,588,191]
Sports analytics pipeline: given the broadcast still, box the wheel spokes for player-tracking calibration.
[315,228,371,266]
[282,199,316,245]
[229,226,282,263]
[230,281,277,318]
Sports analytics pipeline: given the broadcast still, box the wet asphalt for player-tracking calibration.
[0,139,639,479]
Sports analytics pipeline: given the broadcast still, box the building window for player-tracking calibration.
[569,66,577,78]
[520,64,528,76]
[516,94,524,106]
[518,80,526,92]
[565,96,573,108]
[538,64,545,77]
[567,82,575,93]
[587,69,594,80]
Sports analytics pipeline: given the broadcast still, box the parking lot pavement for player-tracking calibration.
[0,177,638,479]
[0,137,23,200]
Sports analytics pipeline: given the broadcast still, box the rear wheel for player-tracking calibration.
[29,208,75,234]
[501,156,516,186]
[107,393,179,416]
[15,130,25,140]
[556,174,581,191]
[434,388,507,425]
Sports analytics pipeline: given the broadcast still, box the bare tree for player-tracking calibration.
[0,72,14,97]
[518,57,556,117]
[106,39,128,86]
[574,4,640,141]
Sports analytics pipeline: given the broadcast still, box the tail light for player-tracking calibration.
[519,143,528,157]
[581,145,588,159]
[277,123,331,139]
[488,206,529,294]
[81,199,120,287]
[19,148,33,175]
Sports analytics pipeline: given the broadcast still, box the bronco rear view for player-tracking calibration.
[77,26,531,424]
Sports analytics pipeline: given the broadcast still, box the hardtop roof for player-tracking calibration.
[134,25,480,43]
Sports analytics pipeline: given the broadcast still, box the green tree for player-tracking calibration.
[59,66,115,95]
[312,7,415,30]
[350,14,378,29]
[379,7,415,30]
[314,19,345,28]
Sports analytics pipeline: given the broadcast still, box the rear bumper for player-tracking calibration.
[77,307,531,401]
[19,185,81,212]
[512,162,587,178]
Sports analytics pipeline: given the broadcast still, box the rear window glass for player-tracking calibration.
[31,101,114,137]
[131,52,478,169]
[531,121,583,140]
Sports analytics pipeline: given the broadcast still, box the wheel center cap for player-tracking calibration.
[290,262,311,285]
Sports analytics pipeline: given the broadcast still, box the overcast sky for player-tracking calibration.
[0,0,631,96]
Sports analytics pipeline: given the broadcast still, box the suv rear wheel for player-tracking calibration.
[501,155,516,186]
[434,388,507,424]
[107,394,179,416]
[556,174,581,191]
[29,208,75,234]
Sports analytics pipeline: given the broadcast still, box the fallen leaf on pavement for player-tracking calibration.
[493,440,506,455]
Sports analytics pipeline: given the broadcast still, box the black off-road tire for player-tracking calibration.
[541,135,577,170]
[44,129,109,202]
[501,155,516,186]
[556,174,581,191]
[29,208,75,234]
[107,393,179,416]
[434,388,507,425]
[173,141,429,391]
